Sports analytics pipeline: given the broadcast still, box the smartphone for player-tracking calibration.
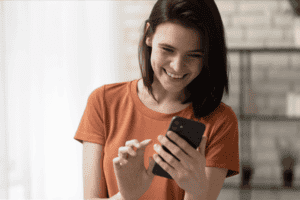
[152,116,206,179]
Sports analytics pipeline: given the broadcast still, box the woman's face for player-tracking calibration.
[145,21,204,95]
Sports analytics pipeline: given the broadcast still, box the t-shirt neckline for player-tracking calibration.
[131,78,192,120]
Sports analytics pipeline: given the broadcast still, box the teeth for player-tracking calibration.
[166,70,184,78]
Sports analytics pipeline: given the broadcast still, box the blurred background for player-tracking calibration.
[0,0,300,199]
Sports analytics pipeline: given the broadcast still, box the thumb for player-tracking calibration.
[147,156,156,178]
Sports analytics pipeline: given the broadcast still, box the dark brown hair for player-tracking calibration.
[138,0,230,119]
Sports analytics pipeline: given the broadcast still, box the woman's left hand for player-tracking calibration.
[153,131,208,197]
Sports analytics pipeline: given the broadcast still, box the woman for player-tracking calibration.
[74,0,239,199]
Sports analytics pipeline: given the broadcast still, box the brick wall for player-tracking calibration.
[120,0,300,185]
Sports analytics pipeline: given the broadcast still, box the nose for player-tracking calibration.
[170,56,187,73]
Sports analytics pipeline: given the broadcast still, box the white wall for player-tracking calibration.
[0,1,136,199]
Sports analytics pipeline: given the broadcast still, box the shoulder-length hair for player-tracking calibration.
[138,0,230,120]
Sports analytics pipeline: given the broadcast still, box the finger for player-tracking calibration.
[118,146,128,158]
[125,146,137,157]
[147,156,155,178]
[153,142,185,170]
[139,139,152,149]
[157,134,189,165]
[113,157,123,168]
[119,157,128,165]
[118,146,137,158]
[153,153,175,178]
[113,156,129,167]
[166,132,190,156]
[135,139,152,155]
[125,139,141,149]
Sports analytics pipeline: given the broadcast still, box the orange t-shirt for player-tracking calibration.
[74,78,240,199]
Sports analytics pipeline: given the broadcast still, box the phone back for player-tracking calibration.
[152,116,206,179]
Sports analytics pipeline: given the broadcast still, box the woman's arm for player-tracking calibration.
[183,167,227,200]
[83,141,108,199]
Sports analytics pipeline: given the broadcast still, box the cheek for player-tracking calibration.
[199,65,203,73]
[151,54,163,69]
[190,64,202,77]
[197,61,204,72]
[196,67,202,76]
[151,58,157,70]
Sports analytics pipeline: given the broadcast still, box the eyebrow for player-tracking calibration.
[158,43,205,53]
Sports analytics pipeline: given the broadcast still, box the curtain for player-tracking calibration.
[0,1,133,199]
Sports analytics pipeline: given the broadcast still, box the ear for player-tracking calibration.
[145,37,152,47]
[145,23,153,47]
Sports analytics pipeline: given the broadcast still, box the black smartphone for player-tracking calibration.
[152,116,206,179]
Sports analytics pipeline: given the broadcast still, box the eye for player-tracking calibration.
[162,48,203,59]
[191,55,204,58]
[163,48,173,52]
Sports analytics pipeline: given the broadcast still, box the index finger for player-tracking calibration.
[167,131,192,154]
[140,139,152,146]
[125,139,141,149]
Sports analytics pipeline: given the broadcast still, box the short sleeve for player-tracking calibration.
[205,109,240,178]
[74,86,106,146]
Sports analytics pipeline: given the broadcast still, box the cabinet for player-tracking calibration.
[223,48,300,196]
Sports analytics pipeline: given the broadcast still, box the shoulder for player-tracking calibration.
[89,80,133,102]
[219,102,238,122]
[203,102,237,124]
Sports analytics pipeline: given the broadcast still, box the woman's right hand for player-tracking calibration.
[113,139,156,200]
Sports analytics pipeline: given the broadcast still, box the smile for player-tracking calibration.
[163,68,188,80]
